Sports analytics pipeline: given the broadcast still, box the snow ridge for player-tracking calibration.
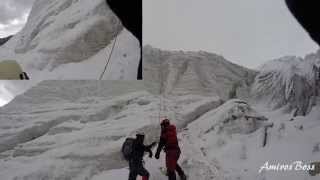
[143,45,257,100]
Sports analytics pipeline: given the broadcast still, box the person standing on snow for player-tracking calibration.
[155,119,187,180]
[128,133,156,180]
[105,0,142,80]
[285,0,320,46]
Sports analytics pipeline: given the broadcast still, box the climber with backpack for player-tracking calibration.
[105,0,142,80]
[285,0,320,46]
[122,133,156,180]
[155,119,187,180]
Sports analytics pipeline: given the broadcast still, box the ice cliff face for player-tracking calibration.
[143,45,257,100]
[252,50,320,116]
[0,0,140,80]
[0,81,155,179]
[0,80,223,179]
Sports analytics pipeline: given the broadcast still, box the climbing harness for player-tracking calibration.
[99,33,119,80]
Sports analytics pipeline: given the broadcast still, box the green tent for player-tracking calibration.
[0,60,29,80]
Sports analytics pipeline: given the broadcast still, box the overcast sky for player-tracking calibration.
[143,0,319,69]
[0,0,35,38]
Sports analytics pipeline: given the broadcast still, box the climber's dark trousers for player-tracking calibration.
[167,164,185,180]
[176,164,185,177]
[285,0,320,46]
[106,0,143,79]
[128,161,149,180]
[165,149,186,180]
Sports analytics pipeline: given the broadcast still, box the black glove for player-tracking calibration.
[155,151,160,159]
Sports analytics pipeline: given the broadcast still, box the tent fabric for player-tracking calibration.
[0,60,25,80]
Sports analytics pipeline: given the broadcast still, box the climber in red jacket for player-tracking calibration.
[155,119,187,180]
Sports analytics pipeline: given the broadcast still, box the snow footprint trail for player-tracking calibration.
[179,130,225,180]
[141,128,225,180]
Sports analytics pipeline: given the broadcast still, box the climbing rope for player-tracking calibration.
[158,64,169,124]
[99,33,119,80]
[158,65,163,124]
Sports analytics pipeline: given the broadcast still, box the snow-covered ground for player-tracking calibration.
[1,80,320,180]
[0,0,140,80]
[90,99,320,180]
[0,81,222,179]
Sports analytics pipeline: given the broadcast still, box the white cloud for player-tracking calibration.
[0,0,33,37]
[0,12,28,37]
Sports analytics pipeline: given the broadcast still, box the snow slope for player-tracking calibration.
[143,45,257,100]
[2,80,319,180]
[0,81,155,179]
[252,50,320,116]
[0,80,223,179]
[0,0,140,80]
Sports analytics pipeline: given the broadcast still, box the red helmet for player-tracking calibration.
[161,119,170,126]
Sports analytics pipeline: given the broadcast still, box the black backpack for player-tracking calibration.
[122,138,135,161]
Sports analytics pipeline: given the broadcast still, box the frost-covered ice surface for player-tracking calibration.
[252,50,320,116]
[1,79,320,180]
[0,81,156,179]
[0,0,140,80]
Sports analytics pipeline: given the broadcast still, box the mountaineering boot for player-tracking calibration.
[167,171,176,180]
[179,174,187,180]
[176,164,186,180]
